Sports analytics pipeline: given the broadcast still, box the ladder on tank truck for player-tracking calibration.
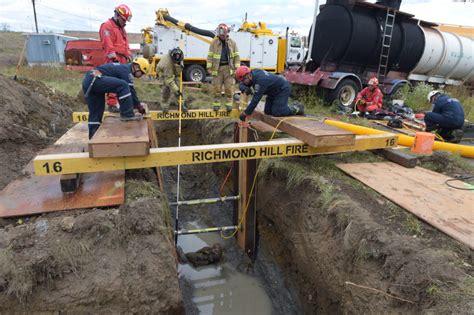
[377,8,396,83]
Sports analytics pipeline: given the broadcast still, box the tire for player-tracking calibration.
[326,79,360,111]
[184,64,206,82]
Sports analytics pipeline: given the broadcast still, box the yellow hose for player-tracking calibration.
[324,119,474,158]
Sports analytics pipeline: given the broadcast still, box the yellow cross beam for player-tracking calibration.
[33,134,397,176]
[72,109,240,123]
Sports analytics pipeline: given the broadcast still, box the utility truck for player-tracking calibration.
[141,9,306,82]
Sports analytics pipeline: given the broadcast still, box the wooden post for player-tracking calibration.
[237,124,257,259]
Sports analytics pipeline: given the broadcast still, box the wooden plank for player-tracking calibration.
[88,116,150,158]
[253,111,355,147]
[375,148,418,168]
[249,121,282,134]
[0,146,124,218]
[237,126,257,258]
[54,122,89,146]
[337,162,474,249]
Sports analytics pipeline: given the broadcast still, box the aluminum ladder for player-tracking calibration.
[377,8,396,83]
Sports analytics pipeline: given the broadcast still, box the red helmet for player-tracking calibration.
[217,23,229,36]
[236,66,251,81]
[115,4,132,22]
[368,77,379,86]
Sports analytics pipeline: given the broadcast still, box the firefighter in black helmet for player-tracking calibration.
[156,47,188,112]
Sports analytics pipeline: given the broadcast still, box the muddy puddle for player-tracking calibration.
[178,222,273,314]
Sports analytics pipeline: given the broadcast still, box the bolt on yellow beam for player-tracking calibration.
[33,134,397,176]
[72,109,241,123]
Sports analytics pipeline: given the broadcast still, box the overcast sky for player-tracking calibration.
[0,0,473,36]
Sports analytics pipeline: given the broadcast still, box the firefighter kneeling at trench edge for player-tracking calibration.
[235,66,305,122]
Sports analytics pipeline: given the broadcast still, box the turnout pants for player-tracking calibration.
[82,71,135,139]
[211,65,234,107]
[425,112,463,139]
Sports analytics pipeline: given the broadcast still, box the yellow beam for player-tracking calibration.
[33,134,397,176]
[72,109,241,123]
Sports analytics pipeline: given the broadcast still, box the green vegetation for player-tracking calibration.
[397,83,474,121]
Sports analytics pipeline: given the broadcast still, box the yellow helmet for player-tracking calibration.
[133,57,150,74]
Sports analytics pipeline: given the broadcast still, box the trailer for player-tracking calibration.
[142,9,306,82]
[285,0,474,109]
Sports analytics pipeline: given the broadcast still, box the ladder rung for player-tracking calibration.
[383,44,390,48]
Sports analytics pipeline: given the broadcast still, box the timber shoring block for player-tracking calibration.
[375,148,418,168]
[88,117,150,158]
[60,173,82,193]
[253,111,355,147]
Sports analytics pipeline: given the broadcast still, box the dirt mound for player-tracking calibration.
[0,74,84,189]
[0,195,183,313]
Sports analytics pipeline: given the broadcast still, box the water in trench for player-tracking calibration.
[178,222,273,314]
[158,122,300,314]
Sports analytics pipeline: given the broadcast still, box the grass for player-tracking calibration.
[125,179,161,201]
[397,83,474,121]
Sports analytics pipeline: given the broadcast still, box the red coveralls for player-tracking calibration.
[99,18,131,106]
[355,86,383,112]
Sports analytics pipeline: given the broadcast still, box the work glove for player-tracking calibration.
[239,112,247,122]
[135,103,146,115]
[175,90,183,98]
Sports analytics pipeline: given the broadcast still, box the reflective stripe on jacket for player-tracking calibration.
[207,37,240,75]
[156,54,182,93]
[99,18,130,64]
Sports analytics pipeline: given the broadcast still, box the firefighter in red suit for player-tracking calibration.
[99,4,132,112]
[355,77,383,115]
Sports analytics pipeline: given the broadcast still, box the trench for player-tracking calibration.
[156,121,302,314]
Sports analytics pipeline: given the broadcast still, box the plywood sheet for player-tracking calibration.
[88,116,150,158]
[0,138,125,218]
[337,162,474,249]
[253,111,355,147]
[0,171,124,218]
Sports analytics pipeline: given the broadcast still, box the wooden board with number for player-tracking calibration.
[337,162,474,249]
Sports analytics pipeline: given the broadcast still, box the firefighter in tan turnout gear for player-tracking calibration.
[207,23,240,112]
[156,48,188,112]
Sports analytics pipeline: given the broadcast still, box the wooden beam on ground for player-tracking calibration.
[33,133,398,176]
[375,148,418,168]
[237,125,257,259]
[72,109,240,123]
[88,116,150,158]
[337,162,474,250]
[253,111,355,147]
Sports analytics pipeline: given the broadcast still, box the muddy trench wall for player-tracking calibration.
[196,119,473,314]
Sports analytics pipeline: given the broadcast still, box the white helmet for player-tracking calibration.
[427,90,440,102]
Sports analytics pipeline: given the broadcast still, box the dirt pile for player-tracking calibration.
[0,192,183,313]
[0,74,84,189]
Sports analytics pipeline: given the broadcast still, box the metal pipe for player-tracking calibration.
[324,119,474,158]
[177,225,238,235]
[170,195,240,206]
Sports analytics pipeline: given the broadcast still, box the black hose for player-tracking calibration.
[164,15,216,38]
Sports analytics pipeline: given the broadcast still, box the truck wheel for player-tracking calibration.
[327,79,360,111]
[184,65,206,82]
